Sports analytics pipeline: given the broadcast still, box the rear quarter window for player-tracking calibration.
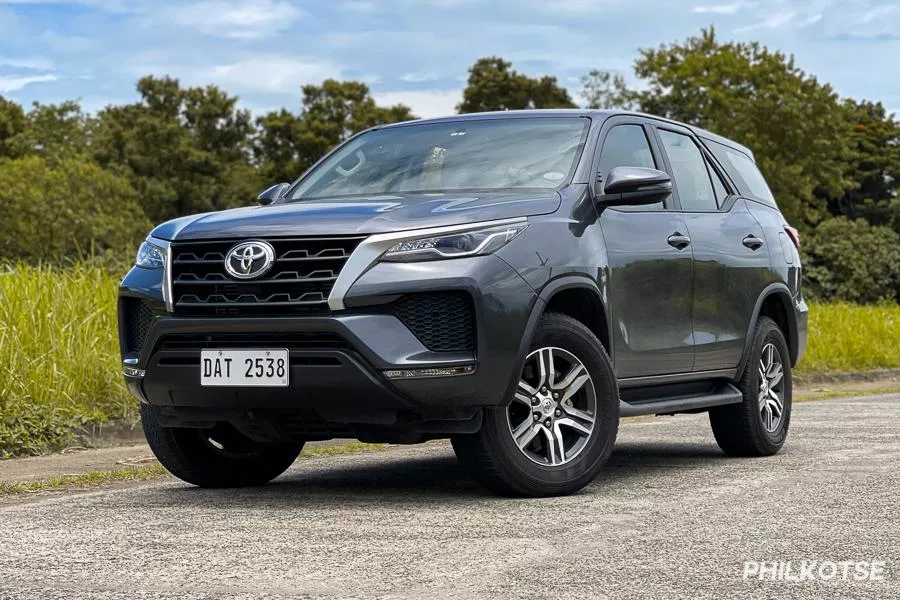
[704,138,776,206]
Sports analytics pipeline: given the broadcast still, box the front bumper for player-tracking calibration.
[120,254,538,416]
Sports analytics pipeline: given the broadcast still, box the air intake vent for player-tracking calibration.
[170,237,364,316]
[123,298,155,353]
[391,292,475,352]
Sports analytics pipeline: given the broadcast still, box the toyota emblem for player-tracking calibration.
[224,241,275,279]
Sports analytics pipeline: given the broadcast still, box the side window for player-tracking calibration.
[597,124,660,210]
[705,139,775,205]
[597,125,656,187]
[658,130,717,212]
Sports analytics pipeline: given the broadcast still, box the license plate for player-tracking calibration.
[200,349,289,387]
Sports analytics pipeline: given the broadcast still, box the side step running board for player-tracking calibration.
[619,383,743,417]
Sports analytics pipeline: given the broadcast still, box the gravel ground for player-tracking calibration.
[0,394,897,600]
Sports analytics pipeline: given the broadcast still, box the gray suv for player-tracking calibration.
[119,110,807,497]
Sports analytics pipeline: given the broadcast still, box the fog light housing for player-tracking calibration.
[383,365,475,379]
[122,357,146,378]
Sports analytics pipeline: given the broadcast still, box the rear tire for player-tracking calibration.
[452,313,618,497]
[709,316,792,457]
[141,404,304,488]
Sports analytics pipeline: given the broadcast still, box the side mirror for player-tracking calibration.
[257,182,290,206]
[597,167,672,207]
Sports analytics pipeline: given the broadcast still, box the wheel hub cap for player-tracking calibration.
[758,342,785,433]
[507,346,598,467]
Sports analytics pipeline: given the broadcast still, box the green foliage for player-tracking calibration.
[458,57,576,113]
[0,95,27,158]
[802,217,900,304]
[0,156,149,263]
[580,70,636,110]
[830,99,900,228]
[255,80,415,184]
[0,264,132,457]
[623,27,852,227]
[92,76,263,223]
[798,303,900,374]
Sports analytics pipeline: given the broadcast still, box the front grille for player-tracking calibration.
[123,299,156,353]
[154,332,349,352]
[170,237,364,316]
[391,292,475,352]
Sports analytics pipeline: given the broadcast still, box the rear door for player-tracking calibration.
[652,124,771,372]
[595,117,695,378]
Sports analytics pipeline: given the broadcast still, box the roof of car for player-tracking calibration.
[380,109,754,159]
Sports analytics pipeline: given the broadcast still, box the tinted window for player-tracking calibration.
[288,117,589,200]
[658,130,717,212]
[597,125,656,187]
[705,139,775,205]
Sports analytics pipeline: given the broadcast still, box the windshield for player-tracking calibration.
[288,117,590,201]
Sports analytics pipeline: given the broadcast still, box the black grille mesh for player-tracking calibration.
[170,237,364,316]
[124,299,155,353]
[391,292,475,352]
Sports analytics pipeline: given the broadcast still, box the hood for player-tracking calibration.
[150,191,561,241]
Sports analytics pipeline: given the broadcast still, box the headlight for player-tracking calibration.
[135,240,165,269]
[382,223,528,262]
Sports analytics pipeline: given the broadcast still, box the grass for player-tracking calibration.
[1,262,899,458]
[0,263,131,457]
[0,441,387,497]
[797,302,900,374]
[0,464,167,496]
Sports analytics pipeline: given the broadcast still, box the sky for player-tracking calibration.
[1,0,899,119]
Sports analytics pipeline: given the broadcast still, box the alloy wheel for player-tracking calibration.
[507,346,597,466]
[758,343,785,433]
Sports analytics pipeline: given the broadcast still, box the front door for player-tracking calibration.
[595,121,695,378]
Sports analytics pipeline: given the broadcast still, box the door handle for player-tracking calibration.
[742,235,765,251]
[667,233,691,250]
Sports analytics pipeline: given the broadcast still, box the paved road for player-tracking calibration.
[1,394,898,600]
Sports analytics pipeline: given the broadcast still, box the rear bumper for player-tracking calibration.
[120,254,538,417]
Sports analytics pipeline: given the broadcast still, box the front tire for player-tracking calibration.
[709,316,792,456]
[141,404,304,488]
[452,313,619,497]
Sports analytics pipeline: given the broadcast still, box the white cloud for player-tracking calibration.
[373,89,462,119]
[693,2,749,14]
[0,57,54,70]
[0,74,57,93]
[857,5,895,25]
[170,0,304,40]
[199,56,340,93]
[735,10,796,33]
[399,72,440,83]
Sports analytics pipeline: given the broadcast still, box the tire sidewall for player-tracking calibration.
[746,320,792,449]
[482,315,619,493]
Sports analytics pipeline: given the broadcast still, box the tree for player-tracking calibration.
[0,96,27,159]
[580,70,636,110]
[255,80,415,184]
[614,27,854,227]
[93,76,261,223]
[0,156,149,263]
[458,57,576,113]
[5,100,93,161]
[828,100,900,228]
[802,217,900,303]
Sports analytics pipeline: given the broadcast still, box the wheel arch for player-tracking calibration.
[502,276,611,404]
[737,283,799,376]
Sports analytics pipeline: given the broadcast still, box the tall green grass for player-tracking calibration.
[798,302,900,374]
[0,263,131,457]
[1,263,899,457]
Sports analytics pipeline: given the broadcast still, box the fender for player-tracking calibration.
[501,275,608,404]
[735,282,797,378]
